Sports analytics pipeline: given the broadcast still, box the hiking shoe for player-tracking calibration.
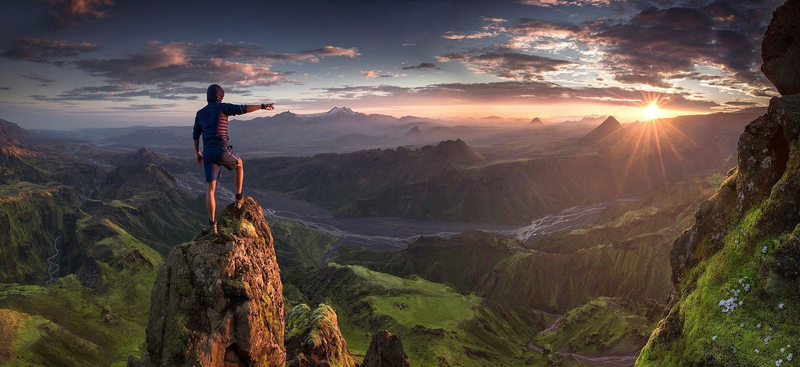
[209,220,217,235]
[235,193,244,209]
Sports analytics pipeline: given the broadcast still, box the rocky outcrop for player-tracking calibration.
[761,0,800,96]
[361,330,410,367]
[284,303,355,367]
[145,197,285,366]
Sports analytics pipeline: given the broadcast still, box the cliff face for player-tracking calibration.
[145,197,285,366]
[637,3,800,363]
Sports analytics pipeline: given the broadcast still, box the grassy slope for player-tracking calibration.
[534,297,659,355]
[302,263,548,366]
[639,204,800,365]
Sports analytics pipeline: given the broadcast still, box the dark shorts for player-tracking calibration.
[203,146,240,183]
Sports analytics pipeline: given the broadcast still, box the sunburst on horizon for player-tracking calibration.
[642,101,662,121]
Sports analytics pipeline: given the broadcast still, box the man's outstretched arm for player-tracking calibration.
[242,103,274,113]
[229,103,274,115]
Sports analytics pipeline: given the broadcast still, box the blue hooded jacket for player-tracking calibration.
[192,84,248,149]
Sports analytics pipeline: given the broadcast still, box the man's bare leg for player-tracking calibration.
[206,181,216,222]
[234,159,243,196]
[234,159,244,208]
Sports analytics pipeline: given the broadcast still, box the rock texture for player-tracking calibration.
[360,330,410,367]
[145,197,285,366]
[761,0,800,95]
[284,304,355,367]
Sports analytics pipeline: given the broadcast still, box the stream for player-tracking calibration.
[44,234,62,285]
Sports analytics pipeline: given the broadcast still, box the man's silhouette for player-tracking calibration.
[193,84,274,234]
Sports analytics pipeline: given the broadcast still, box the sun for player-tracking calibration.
[642,101,661,120]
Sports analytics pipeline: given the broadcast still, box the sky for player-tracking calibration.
[0,0,785,129]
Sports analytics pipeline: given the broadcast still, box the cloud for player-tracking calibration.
[0,38,99,62]
[401,62,439,71]
[519,0,614,7]
[441,16,507,40]
[18,72,57,86]
[469,1,782,96]
[39,0,114,27]
[362,70,393,78]
[402,43,416,47]
[72,41,357,86]
[591,6,774,91]
[437,50,574,81]
[105,103,178,110]
[0,87,10,91]
[31,84,207,102]
[299,46,360,59]
[312,81,719,111]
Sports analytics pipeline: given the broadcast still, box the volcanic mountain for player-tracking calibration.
[528,117,545,127]
[580,116,622,144]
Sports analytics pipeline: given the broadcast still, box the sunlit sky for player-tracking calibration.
[0,0,783,129]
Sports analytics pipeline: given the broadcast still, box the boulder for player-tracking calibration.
[360,330,410,367]
[285,303,355,367]
[761,0,800,95]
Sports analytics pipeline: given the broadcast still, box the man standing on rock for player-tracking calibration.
[193,84,274,234]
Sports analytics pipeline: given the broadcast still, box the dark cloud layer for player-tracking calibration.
[72,41,358,87]
[401,62,439,70]
[438,50,573,80]
[18,72,56,86]
[0,38,99,62]
[592,5,772,90]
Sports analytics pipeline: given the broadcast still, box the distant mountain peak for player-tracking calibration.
[403,125,422,137]
[327,107,355,115]
[528,117,545,127]
[429,139,486,165]
[581,116,623,144]
[600,116,621,127]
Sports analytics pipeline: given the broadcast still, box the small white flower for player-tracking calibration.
[788,353,793,361]
[740,323,745,328]
[758,323,762,328]
[739,301,743,305]
[763,246,768,254]
[765,336,772,345]
[777,359,783,366]
[779,303,785,309]
[782,348,786,353]
[713,335,717,341]
[757,349,760,354]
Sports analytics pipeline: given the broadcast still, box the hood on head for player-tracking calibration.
[207,84,224,103]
